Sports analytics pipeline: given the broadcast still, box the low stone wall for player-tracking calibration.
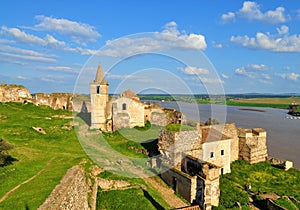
[38,165,89,210]
[266,199,287,210]
[267,157,293,170]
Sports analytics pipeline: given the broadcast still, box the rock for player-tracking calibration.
[32,127,46,134]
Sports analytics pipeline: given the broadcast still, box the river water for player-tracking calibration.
[148,101,300,169]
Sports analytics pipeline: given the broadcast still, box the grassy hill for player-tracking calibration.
[0,102,87,209]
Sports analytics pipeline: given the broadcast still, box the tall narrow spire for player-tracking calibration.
[95,65,107,84]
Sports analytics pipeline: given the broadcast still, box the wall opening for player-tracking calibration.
[122,103,127,110]
[221,168,224,175]
[172,177,177,192]
[221,149,224,156]
[210,152,214,158]
[96,86,100,94]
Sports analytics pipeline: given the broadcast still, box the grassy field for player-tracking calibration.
[0,102,87,209]
[215,160,300,209]
[0,102,171,210]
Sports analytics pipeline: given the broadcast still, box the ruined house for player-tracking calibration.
[90,65,183,131]
[158,123,268,209]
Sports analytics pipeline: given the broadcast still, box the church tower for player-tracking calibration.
[90,65,109,130]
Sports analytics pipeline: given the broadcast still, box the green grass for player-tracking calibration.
[0,102,87,209]
[96,187,163,210]
[215,160,300,209]
[274,197,298,210]
[165,123,196,131]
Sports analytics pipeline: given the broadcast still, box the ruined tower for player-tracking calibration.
[90,65,109,130]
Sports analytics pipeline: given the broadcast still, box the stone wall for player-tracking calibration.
[267,157,294,171]
[266,199,287,210]
[161,164,196,203]
[0,84,32,102]
[38,165,89,210]
[238,128,268,164]
[34,92,73,111]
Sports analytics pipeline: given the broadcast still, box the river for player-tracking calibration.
[148,101,300,169]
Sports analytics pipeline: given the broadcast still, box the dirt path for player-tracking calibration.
[144,176,188,209]
[0,169,46,203]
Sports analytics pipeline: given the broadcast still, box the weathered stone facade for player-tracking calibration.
[161,156,220,210]
[34,92,73,111]
[0,84,31,102]
[238,128,268,164]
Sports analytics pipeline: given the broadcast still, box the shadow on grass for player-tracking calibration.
[0,155,18,167]
[77,112,91,126]
[143,189,164,210]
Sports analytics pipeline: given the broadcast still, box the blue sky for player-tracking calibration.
[1,0,300,94]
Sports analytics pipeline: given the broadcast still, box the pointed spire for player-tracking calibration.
[95,65,108,84]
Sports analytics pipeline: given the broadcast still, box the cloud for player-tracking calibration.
[0,51,56,63]
[212,41,223,48]
[248,64,269,71]
[16,75,28,80]
[221,1,289,24]
[262,73,271,80]
[221,12,236,23]
[0,45,56,57]
[230,26,300,52]
[1,26,65,47]
[275,73,299,81]
[31,15,100,45]
[234,67,256,78]
[221,73,230,79]
[259,79,272,85]
[181,66,210,75]
[35,66,80,74]
[276,25,289,35]
[90,22,207,57]
[200,77,224,84]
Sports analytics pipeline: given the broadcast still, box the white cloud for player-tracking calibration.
[221,73,230,79]
[16,75,28,80]
[221,12,236,23]
[234,67,256,78]
[0,51,56,63]
[221,1,289,24]
[35,66,79,74]
[230,26,300,52]
[277,25,289,35]
[248,64,269,71]
[31,15,100,45]
[275,73,299,81]
[181,66,210,75]
[212,41,223,48]
[259,79,272,85]
[262,73,271,80]
[0,45,56,57]
[89,22,207,57]
[200,77,224,84]
[1,26,65,47]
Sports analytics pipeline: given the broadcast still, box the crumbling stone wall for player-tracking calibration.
[34,92,73,111]
[0,84,32,102]
[38,165,89,210]
[158,130,202,169]
[238,128,268,164]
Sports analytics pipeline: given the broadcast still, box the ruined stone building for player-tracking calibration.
[90,65,183,131]
[90,65,268,210]
[158,123,268,209]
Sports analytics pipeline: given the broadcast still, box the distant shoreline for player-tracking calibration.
[238,108,266,112]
